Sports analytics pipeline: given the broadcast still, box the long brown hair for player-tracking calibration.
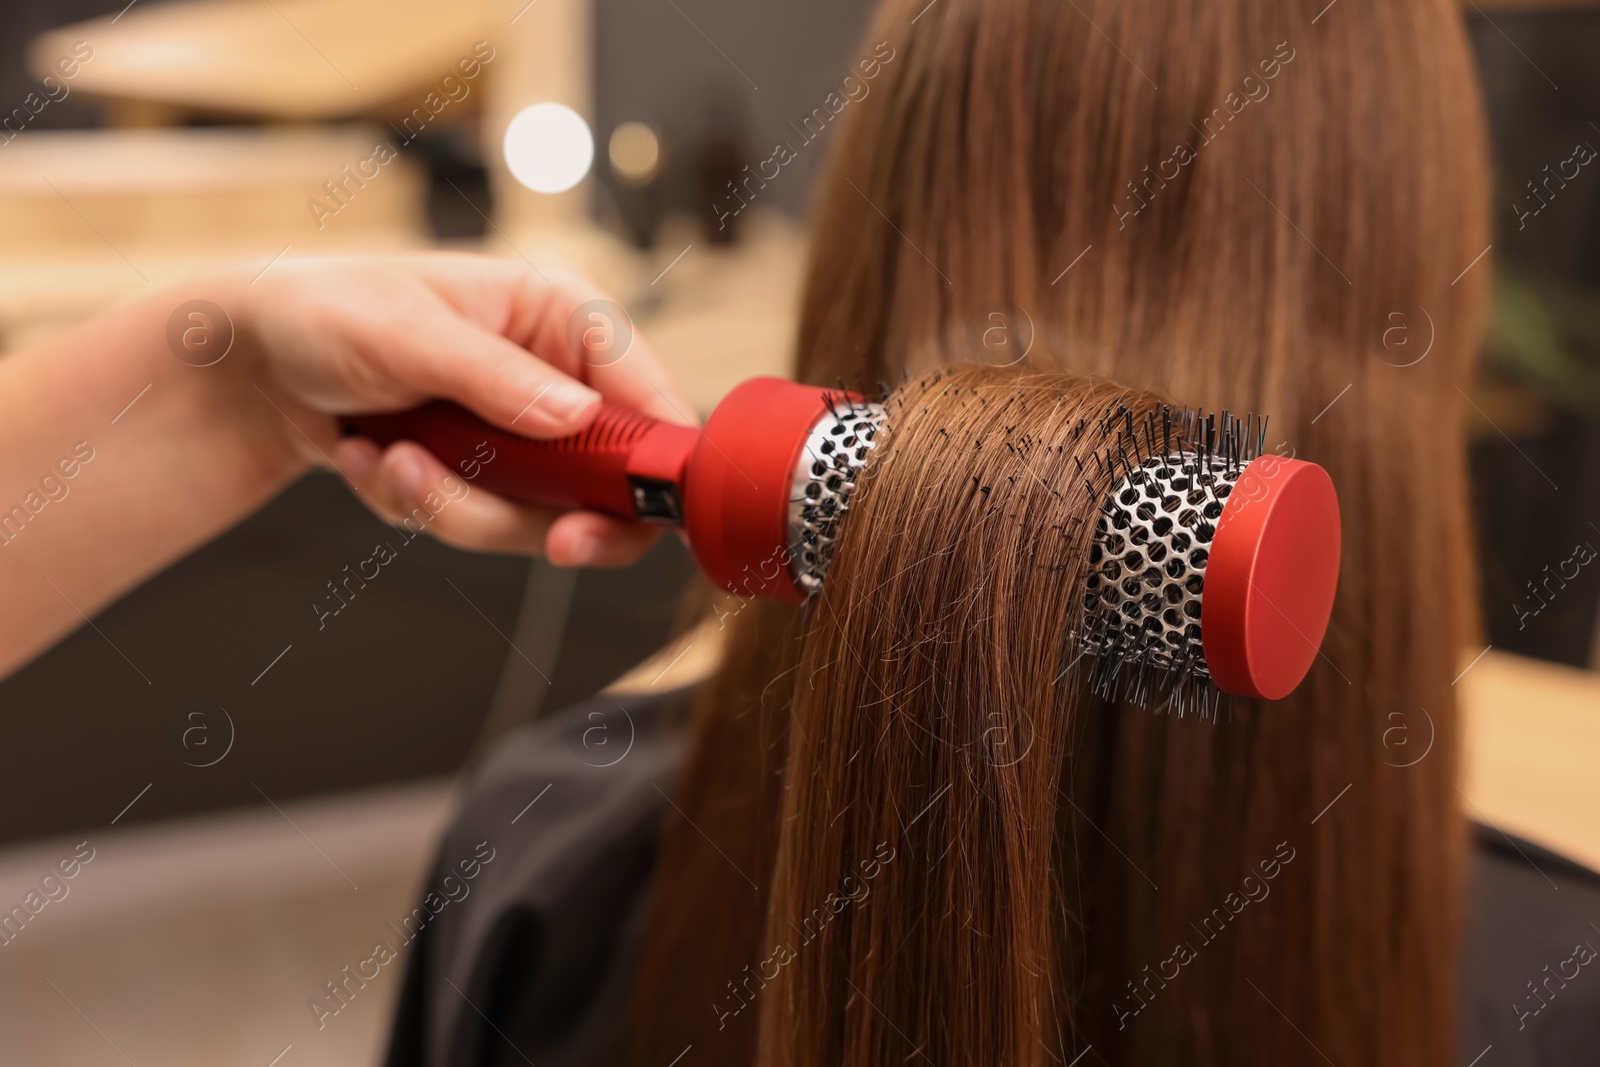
[628,0,1490,1063]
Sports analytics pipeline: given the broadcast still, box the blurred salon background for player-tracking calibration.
[0,0,1594,1063]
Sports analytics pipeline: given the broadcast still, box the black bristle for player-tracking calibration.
[1074,400,1254,721]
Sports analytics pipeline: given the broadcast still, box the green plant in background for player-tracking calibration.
[1487,262,1600,416]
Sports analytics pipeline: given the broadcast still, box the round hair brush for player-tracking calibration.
[349,378,1339,704]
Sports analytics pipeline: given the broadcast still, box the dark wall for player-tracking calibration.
[1466,11,1600,667]
[593,0,877,227]
[0,0,113,131]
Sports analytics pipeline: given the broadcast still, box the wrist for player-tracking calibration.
[155,267,320,490]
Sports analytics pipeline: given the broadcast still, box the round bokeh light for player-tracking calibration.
[503,103,594,194]
[608,121,662,186]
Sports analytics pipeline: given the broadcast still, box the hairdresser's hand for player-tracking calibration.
[234,253,696,566]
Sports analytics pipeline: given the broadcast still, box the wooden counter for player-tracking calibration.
[1460,649,1600,872]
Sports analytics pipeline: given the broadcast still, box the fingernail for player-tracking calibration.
[389,454,425,499]
[539,381,601,426]
[340,443,375,479]
[561,533,599,567]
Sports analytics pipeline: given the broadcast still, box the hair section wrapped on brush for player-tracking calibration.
[800,369,1280,716]
[752,365,1162,1067]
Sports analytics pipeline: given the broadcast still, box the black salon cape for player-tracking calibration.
[383,688,691,1067]
[384,689,1600,1067]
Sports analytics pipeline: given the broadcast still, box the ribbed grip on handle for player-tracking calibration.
[348,400,696,521]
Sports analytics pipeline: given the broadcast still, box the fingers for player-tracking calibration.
[517,269,701,428]
[414,257,701,429]
[333,437,410,521]
[380,313,603,439]
[546,511,659,568]
[333,437,657,566]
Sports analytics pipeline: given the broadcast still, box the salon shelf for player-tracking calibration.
[28,0,494,121]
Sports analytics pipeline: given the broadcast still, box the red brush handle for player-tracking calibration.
[346,378,857,603]
[347,400,700,522]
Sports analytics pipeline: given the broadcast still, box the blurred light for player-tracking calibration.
[503,103,594,194]
[609,121,662,186]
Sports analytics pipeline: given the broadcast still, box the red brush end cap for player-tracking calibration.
[683,377,845,604]
[1202,456,1341,700]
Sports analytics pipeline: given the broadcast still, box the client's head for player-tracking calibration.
[631,0,1490,1063]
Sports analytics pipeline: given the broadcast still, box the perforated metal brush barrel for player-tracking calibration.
[1084,453,1236,704]
[788,401,886,595]
[1080,411,1342,707]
